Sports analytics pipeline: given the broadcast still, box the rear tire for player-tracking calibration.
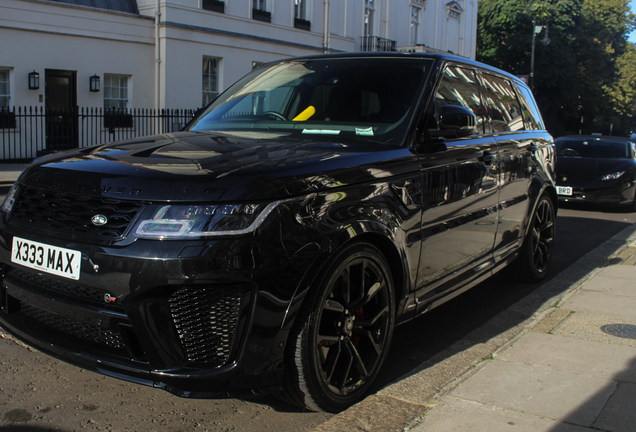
[280,242,395,412]
[516,193,556,282]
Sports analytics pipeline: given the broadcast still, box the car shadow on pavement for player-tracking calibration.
[370,216,636,400]
[0,426,71,432]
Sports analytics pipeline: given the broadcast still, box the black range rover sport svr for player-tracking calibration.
[0,53,556,413]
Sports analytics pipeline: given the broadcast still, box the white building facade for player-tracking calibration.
[0,0,477,158]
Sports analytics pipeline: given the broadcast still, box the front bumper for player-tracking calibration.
[556,184,635,207]
[0,224,315,398]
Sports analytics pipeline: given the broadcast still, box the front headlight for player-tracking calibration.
[601,171,625,181]
[1,183,19,214]
[135,201,283,239]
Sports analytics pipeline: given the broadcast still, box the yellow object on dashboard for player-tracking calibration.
[293,106,316,121]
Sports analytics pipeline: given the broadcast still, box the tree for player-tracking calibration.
[477,0,636,136]
[608,43,636,118]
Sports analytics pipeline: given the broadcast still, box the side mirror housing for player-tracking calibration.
[428,105,476,139]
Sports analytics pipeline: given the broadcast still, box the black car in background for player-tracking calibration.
[555,135,636,210]
[0,53,556,412]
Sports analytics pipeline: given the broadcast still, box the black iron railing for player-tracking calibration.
[0,107,195,160]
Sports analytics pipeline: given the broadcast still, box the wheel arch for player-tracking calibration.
[524,181,558,238]
[339,232,407,307]
[281,223,411,334]
[278,232,401,411]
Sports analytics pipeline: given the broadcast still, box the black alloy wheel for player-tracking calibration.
[518,193,556,281]
[281,242,395,412]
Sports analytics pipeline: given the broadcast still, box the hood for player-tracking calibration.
[19,131,411,202]
[555,157,634,186]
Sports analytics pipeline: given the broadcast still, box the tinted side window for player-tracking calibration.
[480,73,524,133]
[516,84,545,131]
[434,66,484,135]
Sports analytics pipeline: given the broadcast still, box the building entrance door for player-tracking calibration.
[45,69,78,152]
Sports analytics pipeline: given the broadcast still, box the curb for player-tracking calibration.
[313,223,636,432]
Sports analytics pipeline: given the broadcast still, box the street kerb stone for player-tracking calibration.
[610,225,636,242]
[531,307,572,334]
[553,255,606,285]
[587,238,633,261]
[312,394,427,432]
[461,309,529,347]
[380,341,498,406]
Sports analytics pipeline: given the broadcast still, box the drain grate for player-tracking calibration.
[600,324,636,340]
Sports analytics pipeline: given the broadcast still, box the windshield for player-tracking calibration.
[188,57,434,146]
[556,138,632,159]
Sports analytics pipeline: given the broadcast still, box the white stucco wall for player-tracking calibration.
[0,0,155,110]
[2,0,478,111]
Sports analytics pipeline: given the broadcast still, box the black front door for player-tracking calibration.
[45,70,78,152]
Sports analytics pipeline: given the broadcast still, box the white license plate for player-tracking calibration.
[11,237,81,280]
[557,186,573,196]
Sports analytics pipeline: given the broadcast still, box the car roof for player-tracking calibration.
[268,52,526,87]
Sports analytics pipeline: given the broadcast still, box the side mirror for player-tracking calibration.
[428,105,476,139]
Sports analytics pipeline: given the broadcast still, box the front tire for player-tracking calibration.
[517,193,556,282]
[280,242,396,412]
[630,189,636,212]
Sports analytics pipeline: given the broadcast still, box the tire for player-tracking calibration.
[630,190,636,212]
[516,193,556,282]
[280,242,396,412]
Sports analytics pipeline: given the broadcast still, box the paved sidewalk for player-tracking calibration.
[0,163,28,184]
[315,224,636,432]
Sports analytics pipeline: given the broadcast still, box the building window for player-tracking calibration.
[0,69,10,110]
[0,69,15,128]
[295,0,306,19]
[202,0,225,13]
[294,0,310,30]
[253,0,271,21]
[104,75,129,111]
[203,57,220,107]
[410,6,421,46]
[364,0,375,37]
[447,1,462,20]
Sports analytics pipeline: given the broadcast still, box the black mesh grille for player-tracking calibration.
[11,186,142,239]
[584,189,624,203]
[168,287,242,366]
[16,302,127,354]
[5,267,123,311]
